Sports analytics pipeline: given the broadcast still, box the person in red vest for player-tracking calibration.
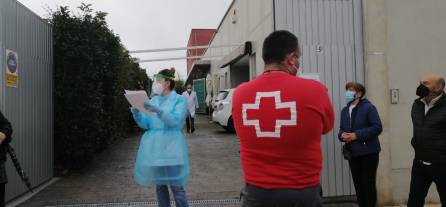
[232,30,334,207]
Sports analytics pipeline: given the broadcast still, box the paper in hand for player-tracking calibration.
[124,90,154,115]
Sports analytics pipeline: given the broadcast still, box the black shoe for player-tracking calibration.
[191,128,195,133]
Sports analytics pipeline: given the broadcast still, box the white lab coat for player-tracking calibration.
[182,91,199,117]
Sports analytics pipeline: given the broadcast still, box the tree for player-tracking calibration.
[50,4,150,169]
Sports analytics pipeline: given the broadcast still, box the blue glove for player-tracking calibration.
[130,107,140,114]
[130,107,141,120]
[143,101,161,113]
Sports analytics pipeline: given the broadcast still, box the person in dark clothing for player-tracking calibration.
[0,111,12,207]
[338,82,383,207]
[408,74,446,207]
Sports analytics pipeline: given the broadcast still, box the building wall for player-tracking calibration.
[204,0,274,97]
[0,0,53,201]
[230,65,250,88]
[207,0,446,204]
[387,0,446,204]
[187,29,216,74]
[364,0,446,205]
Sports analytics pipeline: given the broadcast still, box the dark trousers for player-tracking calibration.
[185,115,195,133]
[349,153,379,207]
[408,159,446,207]
[241,183,322,207]
[0,183,4,207]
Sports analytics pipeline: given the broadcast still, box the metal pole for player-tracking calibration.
[137,55,223,63]
[129,44,239,54]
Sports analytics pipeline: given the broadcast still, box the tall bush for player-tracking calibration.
[50,4,149,169]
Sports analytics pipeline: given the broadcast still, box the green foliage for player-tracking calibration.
[50,5,150,169]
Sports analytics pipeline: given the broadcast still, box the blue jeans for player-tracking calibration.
[156,185,189,207]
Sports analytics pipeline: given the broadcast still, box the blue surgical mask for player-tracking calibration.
[345,91,356,103]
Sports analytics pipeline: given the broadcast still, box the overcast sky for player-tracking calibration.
[17,0,232,80]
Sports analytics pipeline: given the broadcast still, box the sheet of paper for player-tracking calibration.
[124,90,154,115]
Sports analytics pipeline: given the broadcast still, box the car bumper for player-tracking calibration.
[212,110,229,127]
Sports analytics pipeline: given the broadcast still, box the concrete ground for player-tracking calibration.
[17,115,243,206]
[15,115,360,207]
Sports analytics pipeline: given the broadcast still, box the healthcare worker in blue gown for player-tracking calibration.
[131,68,190,207]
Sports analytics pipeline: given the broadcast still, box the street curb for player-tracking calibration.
[6,177,61,207]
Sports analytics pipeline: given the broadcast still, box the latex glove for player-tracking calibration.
[130,107,140,115]
[143,101,161,113]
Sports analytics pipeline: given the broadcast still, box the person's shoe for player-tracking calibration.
[191,128,195,133]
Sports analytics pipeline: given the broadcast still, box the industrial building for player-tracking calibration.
[201,0,446,205]
[0,0,53,202]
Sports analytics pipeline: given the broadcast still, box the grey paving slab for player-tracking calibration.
[17,116,243,207]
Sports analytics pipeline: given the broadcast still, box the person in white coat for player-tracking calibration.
[182,83,199,133]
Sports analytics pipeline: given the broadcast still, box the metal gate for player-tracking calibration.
[274,0,365,197]
[0,0,53,201]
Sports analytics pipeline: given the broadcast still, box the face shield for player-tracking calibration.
[152,75,167,95]
[152,73,173,95]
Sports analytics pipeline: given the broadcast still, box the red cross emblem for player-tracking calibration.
[242,91,297,138]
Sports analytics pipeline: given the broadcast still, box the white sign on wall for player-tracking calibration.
[5,49,19,88]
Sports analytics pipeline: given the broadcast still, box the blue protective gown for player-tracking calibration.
[132,91,190,187]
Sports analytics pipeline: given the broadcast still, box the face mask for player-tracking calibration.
[345,91,356,103]
[187,89,192,92]
[416,84,430,98]
[152,82,164,95]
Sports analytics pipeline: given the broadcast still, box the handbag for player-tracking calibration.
[342,143,352,160]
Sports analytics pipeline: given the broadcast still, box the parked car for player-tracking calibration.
[212,89,235,133]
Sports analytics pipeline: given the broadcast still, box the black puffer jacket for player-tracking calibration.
[411,92,446,164]
[0,111,12,183]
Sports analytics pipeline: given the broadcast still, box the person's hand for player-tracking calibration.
[349,133,357,141]
[343,133,357,142]
[0,132,6,144]
[341,132,349,141]
[130,107,140,114]
[143,101,161,113]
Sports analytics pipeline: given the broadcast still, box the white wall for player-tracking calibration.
[385,0,446,203]
[364,0,446,204]
[205,0,274,99]
[208,0,446,204]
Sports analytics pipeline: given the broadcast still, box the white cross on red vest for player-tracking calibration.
[242,91,297,138]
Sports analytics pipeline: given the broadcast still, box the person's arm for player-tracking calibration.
[157,96,188,128]
[338,110,347,142]
[0,111,12,144]
[194,93,199,109]
[131,108,151,130]
[353,105,383,142]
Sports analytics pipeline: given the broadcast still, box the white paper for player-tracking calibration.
[124,90,154,115]
[300,73,320,82]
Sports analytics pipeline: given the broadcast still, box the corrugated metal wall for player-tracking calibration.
[274,0,365,197]
[0,0,53,201]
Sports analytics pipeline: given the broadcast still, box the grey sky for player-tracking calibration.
[17,0,232,80]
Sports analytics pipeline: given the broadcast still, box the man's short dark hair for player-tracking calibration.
[262,30,299,65]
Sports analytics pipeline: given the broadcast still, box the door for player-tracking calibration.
[193,78,206,114]
[274,0,365,197]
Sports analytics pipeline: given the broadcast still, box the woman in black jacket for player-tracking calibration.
[0,111,12,207]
